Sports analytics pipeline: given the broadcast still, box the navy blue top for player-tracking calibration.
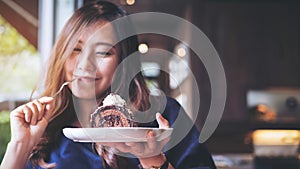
[26,97,216,169]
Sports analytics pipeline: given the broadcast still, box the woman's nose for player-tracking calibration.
[76,49,97,72]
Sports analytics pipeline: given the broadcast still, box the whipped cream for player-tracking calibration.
[102,93,126,107]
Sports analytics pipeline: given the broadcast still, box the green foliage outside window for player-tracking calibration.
[0,16,36,56]
[0,111,10,162]
[0,15,40,161]
[0,15,40,95]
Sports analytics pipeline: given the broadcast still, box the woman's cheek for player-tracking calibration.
[65,57,77,76]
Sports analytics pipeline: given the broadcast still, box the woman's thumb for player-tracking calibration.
[156,113,170,128]
[38,96,54,104]
[38,97,55,121]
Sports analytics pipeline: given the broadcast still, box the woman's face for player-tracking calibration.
[64,22,119,99]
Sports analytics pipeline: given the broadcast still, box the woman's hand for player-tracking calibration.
[0,97,55,169]
[97,113,173,168]
[124,113,170,157]
[137,113,172,168]
[9,97,54,147]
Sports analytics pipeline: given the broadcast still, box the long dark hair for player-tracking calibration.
[30,1,150,168]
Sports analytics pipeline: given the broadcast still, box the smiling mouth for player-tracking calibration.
[78,77,101,83]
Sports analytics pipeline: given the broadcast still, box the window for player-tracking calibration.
[0,16,40,105]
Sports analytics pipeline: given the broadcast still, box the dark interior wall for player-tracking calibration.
[190,0,300,153]
[192,1,300,123]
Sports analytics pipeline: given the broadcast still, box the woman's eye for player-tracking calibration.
[96,51,112,56]
[73,48,82,52]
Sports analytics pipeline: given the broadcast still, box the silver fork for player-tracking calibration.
[52,78,78,97]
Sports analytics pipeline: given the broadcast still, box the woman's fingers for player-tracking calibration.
[99,142,131,153]
[145,130,157,152]
[26,102,39,125]
[23,105,32,123]
[33,99,45,120]
[159,135,171,149]
[125,142,145,154]
[125,130,166,158]
[12,97,54,125]
[38,96,54,104]
[156,113,170,128]
[37,97,54,121]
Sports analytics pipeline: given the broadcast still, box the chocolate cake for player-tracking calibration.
[90,93,137,127]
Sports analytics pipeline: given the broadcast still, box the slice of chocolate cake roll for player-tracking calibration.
[90,93,137,127]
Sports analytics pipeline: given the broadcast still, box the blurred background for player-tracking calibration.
[1,0,300,168]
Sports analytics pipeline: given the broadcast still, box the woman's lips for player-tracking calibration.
[78,77,100,83]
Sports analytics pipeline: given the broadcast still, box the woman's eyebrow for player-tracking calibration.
[77,40,113,47]
[95,42,114,47]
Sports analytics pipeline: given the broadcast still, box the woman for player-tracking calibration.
[0,1,216,169]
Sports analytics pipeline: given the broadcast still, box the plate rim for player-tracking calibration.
[62,127,173,142]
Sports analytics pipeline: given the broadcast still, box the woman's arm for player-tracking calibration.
[1,141,33,169]
[0,97,54,169]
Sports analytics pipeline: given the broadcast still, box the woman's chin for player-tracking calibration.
[72,91,97,100]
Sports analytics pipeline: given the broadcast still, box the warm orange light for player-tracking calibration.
[253,130,300,145]
[177,47,186,57]
[138,43,148,54]
[126,0,135,5]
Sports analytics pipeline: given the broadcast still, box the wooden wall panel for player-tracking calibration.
[192,1,300,124]
[0,0,38,48]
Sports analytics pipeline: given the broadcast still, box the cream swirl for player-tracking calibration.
[102,93,126,107]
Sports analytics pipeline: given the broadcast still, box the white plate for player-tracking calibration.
[63,127,173,142]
